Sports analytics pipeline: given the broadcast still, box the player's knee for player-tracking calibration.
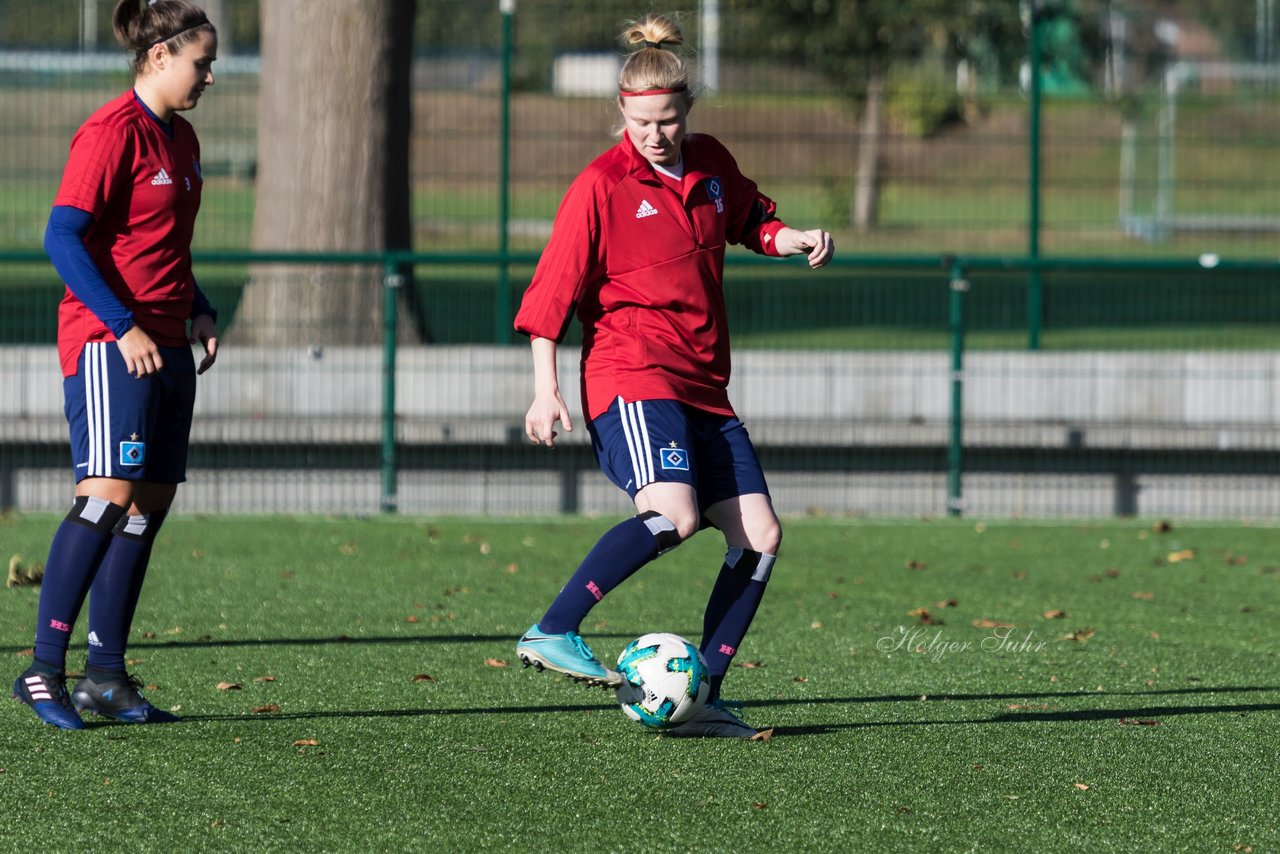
[747,517,782,556]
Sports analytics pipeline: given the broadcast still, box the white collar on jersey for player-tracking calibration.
[653,158,685,180]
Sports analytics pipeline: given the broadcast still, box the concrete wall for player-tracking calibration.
[6,345,1280,516]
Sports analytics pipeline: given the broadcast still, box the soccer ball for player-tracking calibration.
[615,632,709,728]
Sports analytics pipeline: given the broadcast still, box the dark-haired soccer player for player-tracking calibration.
[513,13,833,737]
[11,0,218,729]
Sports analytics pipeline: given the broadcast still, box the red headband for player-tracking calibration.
[620,86,687,97]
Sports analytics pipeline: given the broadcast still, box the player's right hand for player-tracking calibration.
[525,392,573,448]
[115,325,163,378]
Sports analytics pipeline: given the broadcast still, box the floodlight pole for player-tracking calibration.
[496,0,515,344]
[1027,0,1044,351]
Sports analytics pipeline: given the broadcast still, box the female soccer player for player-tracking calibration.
[514,14,833,737]
[11,0,218,729]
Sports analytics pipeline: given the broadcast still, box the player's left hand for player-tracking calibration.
[190,314,219,375]
[774,227,834,269]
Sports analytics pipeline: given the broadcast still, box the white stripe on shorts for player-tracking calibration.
[618,397,654,490]
[86,342,112,478]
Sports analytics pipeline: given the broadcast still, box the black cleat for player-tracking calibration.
[12,669,84,730]
[70,673,179,724]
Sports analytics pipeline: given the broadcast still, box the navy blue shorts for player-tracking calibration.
[63,340,196,484]
[588,396,769,512]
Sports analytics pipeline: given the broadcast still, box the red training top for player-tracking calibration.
[53,90,203,377]
[514,133,788,421]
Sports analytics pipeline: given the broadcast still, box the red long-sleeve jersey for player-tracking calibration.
[514,133,788,421]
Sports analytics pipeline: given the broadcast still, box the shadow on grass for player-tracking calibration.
[2,631,670,654]
[172,684,1280,728]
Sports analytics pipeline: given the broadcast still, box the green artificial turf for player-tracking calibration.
[1,515,1277,852]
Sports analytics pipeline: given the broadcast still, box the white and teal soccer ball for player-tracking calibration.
[615,632,709,728]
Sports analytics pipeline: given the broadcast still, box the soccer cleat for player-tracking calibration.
[11,670,84,730]
[515,624,624,688]
[70,673,179,724]
[664,699,758,738]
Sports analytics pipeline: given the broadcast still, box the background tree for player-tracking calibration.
[233,0,418,346]
[738,0,1024,230]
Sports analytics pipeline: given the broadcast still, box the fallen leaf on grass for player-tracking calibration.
[405,615,419,623]
[792,676,809,683]
[735,660,766,669]
[1042,609,1066,619]
[292,739,319,747]
[7,554,44,587]
[1008,703,1051,710]
[216,681,242,691]
[750,728,774,742]
[1118,718,1162,726]
[484,658,508,668]
[1166,549,1195,563]
[907,607,942,626]
[339,543,358,556]
[1061,628,1096,642]
[895,806,913,814]
[1132,591,1154,600]
[14,647,33,658]
[972,618,1015,629]
[250,704,280,714]
[905,560,927,571]
[412,673,436,682]
[252,675,276,683]
[505,563,519,575]
[1074,783,1091,791]
[934,598,959,609]
[752,802,768,810]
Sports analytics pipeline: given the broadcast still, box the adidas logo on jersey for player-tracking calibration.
[87,631,103,647]
[635,199,658,219]
[150,168,173,186]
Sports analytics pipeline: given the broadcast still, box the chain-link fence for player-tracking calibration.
[2,0,1280,517]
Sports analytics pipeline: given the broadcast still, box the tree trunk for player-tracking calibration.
[852,72,884,232]
[234,0,416,346]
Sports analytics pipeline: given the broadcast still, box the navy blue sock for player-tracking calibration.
[701,548,775,703]
[86,509,168,673]
[33,496,127,670]
[538,512,679,635]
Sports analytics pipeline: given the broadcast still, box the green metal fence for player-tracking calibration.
[3,1,1280,518]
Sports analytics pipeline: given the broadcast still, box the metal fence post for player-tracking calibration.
[947,259,969,517]
[1027,0,1044,351]
[381,255,404,514]
[496,0,515,344]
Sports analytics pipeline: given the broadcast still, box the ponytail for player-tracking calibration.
[113,0,214,74]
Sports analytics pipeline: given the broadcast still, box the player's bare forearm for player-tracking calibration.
[526,336,573,446]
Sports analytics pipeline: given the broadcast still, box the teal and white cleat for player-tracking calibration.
[664,699,759,738]
[516,624,623,688]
